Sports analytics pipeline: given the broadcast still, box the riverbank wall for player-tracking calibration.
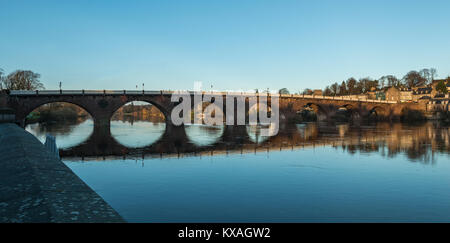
[0,123,125,222]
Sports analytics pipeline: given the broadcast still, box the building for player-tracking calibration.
[413,87,433,101]
[313,89,323,96]
[385,87,413,102]
[375,91,386,100]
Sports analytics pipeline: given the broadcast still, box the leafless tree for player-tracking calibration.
[403,71,427,88]
[323,86,332,96]
[346,78,357,94]
[2,70,44,90]
[430,68,437,81]
[339,81,347,95]
[0,68,4,89]
[330,83,339,96]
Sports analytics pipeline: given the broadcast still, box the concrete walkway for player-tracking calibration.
[0,123,124,222]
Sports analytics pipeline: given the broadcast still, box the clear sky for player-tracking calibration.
[1,0,449,91]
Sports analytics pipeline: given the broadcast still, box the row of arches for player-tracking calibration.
[297,103,388,122]
[24,101,277,150]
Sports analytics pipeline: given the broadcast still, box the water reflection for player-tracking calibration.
[246,125,270,144]
[185,124,224,146]
[25,119,93,149]
[110,120,166,148]
[26,118,450,164]
[47,120,450,222]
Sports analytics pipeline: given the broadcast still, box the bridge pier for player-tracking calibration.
[221,125,250,144]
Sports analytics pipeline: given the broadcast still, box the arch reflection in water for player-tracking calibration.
[185,124,224,146]
[24,102,94,149]
[26,119,94,149]
[296,123,318,140]
[110,101,166,148]
[246,124,278,144]
[110,121,166,148]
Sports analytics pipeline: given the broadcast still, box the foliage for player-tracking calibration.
[435,80,448,94]
[278,88,290,95]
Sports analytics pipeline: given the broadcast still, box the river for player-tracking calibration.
[26,119,450,222]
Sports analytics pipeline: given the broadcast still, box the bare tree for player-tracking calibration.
[330,83,338,96]
[0,68,4,89]
[403,71,427,88]
[419,68,431,84]
[430,68,437,82]
[339,81,347,95]
[359,77,378,93]
[323,86,332,96]
[2,70,44,90]
[383,75,400,87]
[346,78,357,95]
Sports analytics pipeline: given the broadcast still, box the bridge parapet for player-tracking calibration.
[9,90,397,104]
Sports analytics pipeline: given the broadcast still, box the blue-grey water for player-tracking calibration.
[26,120,450,222]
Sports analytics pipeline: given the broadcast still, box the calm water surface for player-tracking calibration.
[26,120,450,222]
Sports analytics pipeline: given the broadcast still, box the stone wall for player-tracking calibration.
[0,123,125,222]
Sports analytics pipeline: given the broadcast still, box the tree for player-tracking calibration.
[0,68,4,89]
[435,80,448,94]
[359,77,378,93]
[430,68,438,82]
[339,81,347,95]
[419,68,431,85]
[323,86,332,96]
[278,88,290,95]
[419,68,438,85]
[346,78,357,94]
[380,75,400,87]
[2,70,44,90]
[330,82,339,96]
[301,88,313,95]
[403,71,427,88]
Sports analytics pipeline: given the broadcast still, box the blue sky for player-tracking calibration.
[1,0,449,91]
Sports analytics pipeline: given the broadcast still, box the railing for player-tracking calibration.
[8,90,397,104]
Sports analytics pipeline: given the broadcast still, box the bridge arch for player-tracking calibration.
[339,104,362,120]
[23,102,94,149]
[16,99,96,126]
[303,102,328,121]
[110,101,167,148]
[368,106,388,120]
[108,97,171,125]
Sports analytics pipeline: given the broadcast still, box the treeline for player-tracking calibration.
[27,103,89,124]
[303,68,440,96]
[0,68,44,90]
[112,104,165,122]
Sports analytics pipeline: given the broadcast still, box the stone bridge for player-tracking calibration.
[1,90,425,129]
